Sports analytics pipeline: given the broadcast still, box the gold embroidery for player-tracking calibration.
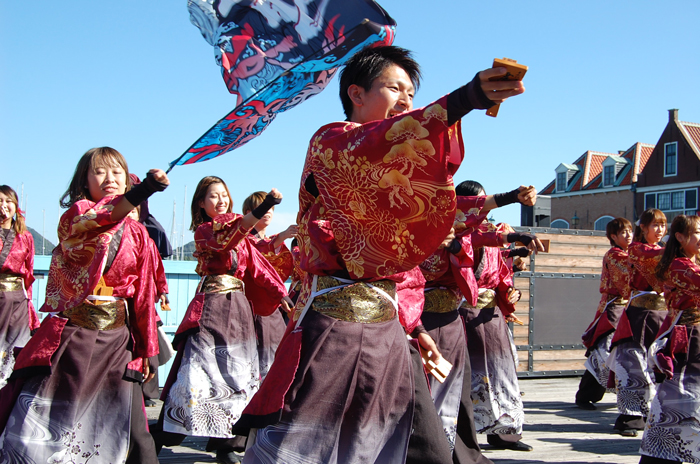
[461,289,498,310]
[0,274,23,293]
[200,274,245,294]
[423,288,461,313]
[311,276,396,323]
[630,291,666,311]
[62,299,127,331]
[678,308,700,327]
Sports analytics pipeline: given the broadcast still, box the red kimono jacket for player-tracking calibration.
[17,196,160,374]
[174,213,287,339]
[654,258,700,378]
[472,244,517,317]
[0,229,40,330]
[597,246,631,310]
[419,195,489,309]
[294,96,465,332]
[249,232,294,282]
[627,242,665,294]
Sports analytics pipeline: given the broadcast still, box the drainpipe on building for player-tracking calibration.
[631,183,637,222]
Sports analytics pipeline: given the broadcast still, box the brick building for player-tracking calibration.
[534,109,699,230]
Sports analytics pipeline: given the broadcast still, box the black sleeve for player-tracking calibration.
[446,73,496,125]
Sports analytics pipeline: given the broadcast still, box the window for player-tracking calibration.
[556,172,567,192]
[645,193,656,209]
[664,142,677,177]
[644,188,698,219]
[603,165,615,187]
[594,216,614,231]
[551,219,569,229]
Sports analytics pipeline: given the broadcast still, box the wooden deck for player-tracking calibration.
[148,376,643,463]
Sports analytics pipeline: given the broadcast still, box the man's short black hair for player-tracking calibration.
[455,180,484,197]
[606,217,633,246]
[339,45,421,120]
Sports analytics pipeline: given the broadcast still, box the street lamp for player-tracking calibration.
[571,211,580,229]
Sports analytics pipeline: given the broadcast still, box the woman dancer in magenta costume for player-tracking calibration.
[417,182,536,462]
[0,186,40,389]
[456,181,539,453]
[640,215,700,464]
[242,191,296,379]
[0,147,167,464]
[153,177,286,464]
[576,218,633,410]
[609,208,668,436]
[236,45,525,464]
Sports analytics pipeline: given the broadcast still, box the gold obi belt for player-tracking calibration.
[607,295,629,306]
[310,276,397,324]
[423,288,461,313]
[62,297,127,331]
[678,308,700,327]
[630,291,667,311]
[200,274,245,294]
[460,288,498,310]
[0,274,23,293]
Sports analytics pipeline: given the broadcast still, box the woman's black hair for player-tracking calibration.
[656,214,700,280]
[455,180,484,197]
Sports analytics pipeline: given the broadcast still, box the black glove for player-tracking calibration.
[124,171,168,206]
[251,193,282,219]
[493,188,521,208]
[506,232,536,246]
[507,247,530,258]
[447,73,494,125]
[447,239,462,255]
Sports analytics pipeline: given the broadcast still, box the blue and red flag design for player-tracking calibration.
[170,0,396,170]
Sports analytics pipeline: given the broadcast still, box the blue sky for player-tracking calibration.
[2,1,699,248]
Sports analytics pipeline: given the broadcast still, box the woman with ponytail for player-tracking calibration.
[609,208,667,436]
[639,215,700,464]
[0,186,40,389]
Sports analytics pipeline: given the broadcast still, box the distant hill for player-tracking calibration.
[27,227,55,255]
[172,241,197,261]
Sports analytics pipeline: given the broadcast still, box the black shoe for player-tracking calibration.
[487,435,534,451]
[576,400,597,410]
[618,429,638,437]
[216,449,242,464]
[144,399,157,407]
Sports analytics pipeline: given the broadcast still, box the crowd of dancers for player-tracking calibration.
[0,44,697,464]
[576,211,700,463]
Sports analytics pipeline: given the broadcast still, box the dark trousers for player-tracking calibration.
[142,355,160,400]
[406,343,454,464]
[614,414,646,431]
[127,382,160,464]
[453,343,494,464]
[575,370,606,404]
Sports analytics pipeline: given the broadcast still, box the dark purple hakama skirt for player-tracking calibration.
[243,309,414,464]
[0,321,139,463]
[161,291,260,439]
[422,310,467,451]
[463,305,524,435]
[0,289,31,390]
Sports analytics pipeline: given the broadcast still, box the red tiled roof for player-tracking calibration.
[541,182,555,195]
[680,121,700,157]
[542,144,655,194]
[586,153,609,184]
